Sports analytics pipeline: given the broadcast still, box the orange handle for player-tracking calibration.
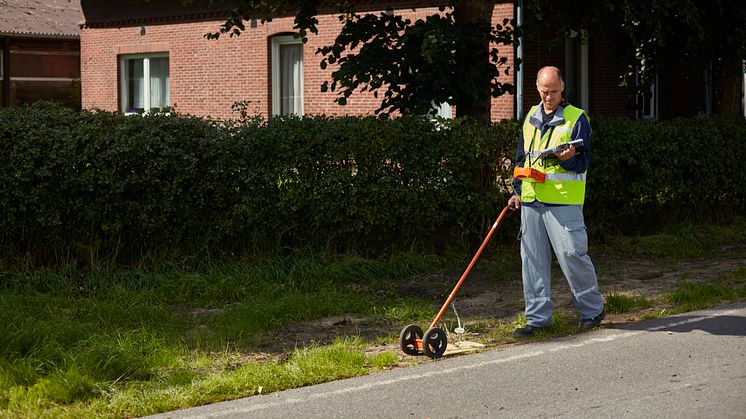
[428,205,513,329]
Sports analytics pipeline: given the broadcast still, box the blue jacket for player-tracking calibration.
[513,101,592,206]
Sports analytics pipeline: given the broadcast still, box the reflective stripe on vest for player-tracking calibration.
[544,173,587,182]
[520,104,588,205]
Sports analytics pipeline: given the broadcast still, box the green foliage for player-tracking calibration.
[588,115,746,235]
[318,9,516,118]
[605,293,651,314]
[0,253,444,417]
[667,268,746,312]
[603,218,746,259]
[0,103,515,264]
[2,103,745,264]
[509,310,576,339]
[366,351,399,370]
[526,0,746,114]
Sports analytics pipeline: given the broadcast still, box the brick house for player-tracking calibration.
[79,0,732,121]
[0,0,81,108]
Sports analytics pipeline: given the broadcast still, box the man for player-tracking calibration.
[507,66,605,337]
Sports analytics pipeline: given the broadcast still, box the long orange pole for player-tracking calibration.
[428,206,512,330]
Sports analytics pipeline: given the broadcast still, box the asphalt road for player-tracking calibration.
[149,302,746,419]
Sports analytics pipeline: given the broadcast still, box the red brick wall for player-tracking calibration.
[520,29,638,118]
[490,3,515,121]
[519,28,564,117]
[587,34,635,118]
[3,37,80,107]
[10,52,79,78]
[657,67,702,119]
[81,2,517,121]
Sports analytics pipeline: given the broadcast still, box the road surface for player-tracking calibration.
[149,302,746,419]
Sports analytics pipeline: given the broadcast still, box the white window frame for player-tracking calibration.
[564,29,589,111]
[742,60,746,118]
[702,65,712,115]
[271,35,304,116]
[119,53,169,115]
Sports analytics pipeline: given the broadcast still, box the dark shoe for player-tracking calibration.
[578,310,605,331]
[514,324,546,338]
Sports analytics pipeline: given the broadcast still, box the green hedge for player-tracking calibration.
[588,115,746,233]
[1,103,744,263]
[0,103,515,262]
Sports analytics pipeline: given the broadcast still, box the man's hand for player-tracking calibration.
[508,195,521,210]
[555,144,576,161]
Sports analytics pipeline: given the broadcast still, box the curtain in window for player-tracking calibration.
[150,57,170,110]
[280,44,303,115]
[564,37,580,105]
[126,59,144,112]
[436,102,452,118]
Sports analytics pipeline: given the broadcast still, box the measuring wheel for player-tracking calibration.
[422,327,448,358]
[399,324,424,356]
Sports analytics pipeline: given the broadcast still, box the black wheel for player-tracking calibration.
[399,324,424,356]
[423,327,448,359]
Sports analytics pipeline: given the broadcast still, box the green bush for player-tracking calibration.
[0,104,514,263]
[588,115,746,234]
[1,102,743,264]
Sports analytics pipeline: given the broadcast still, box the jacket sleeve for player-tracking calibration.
[558,113,591,173]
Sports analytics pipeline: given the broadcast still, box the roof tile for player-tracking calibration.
[0,0,81,38]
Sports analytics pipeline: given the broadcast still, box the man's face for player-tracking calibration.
[536,74,563,113]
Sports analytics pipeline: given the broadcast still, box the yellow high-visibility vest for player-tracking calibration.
[520,104,588,205]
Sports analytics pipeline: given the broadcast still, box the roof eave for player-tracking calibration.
[0,31,80,40]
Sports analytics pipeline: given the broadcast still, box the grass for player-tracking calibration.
[1,337,391,418]
[666,267,746,313]
[638,309,670,321]
[602,218,746,259]
[477,311,577,344]
[1,218,744,418]
[0,251,444,418]
[605,293,652,314]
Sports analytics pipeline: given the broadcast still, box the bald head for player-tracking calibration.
[537,66,565,87]
[536,66,565,113]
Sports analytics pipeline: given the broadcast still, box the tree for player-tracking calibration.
[526,0,746,115]
[205,1,518,122]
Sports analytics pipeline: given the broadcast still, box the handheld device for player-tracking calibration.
[513,139,584,183]
[530,138,584,159]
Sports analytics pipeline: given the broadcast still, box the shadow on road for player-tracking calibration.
[613,304,746,337]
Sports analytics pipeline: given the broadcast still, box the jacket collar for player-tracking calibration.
[529,101,569,129]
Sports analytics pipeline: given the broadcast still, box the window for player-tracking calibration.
[564,30,589,110]
[427,101,453,130]
[433,101,452,119]
[701,65,712,115]
[0,53,3,106]
[119,54,169,114]
[271,35,303,116]
[636,70,658,120]
[742,60,746,117]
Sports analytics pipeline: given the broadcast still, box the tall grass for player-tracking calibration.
[605,293,651,314]
[0,251,443,418]
[667,268,746,312]
[1,219,744,417]
[602,218,746,259]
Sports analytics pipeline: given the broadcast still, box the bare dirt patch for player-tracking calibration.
[257,244,746,363]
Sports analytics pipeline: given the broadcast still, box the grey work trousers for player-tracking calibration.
[520,204,604,327]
